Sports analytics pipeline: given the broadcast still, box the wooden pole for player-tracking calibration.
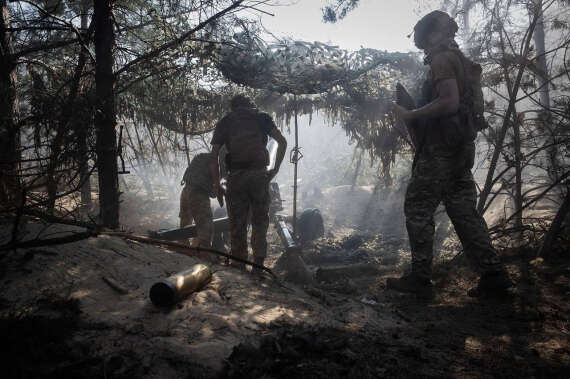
[293,94,299,236]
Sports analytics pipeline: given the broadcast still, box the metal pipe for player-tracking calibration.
[274,218,313,284]
[149,217,230,240]
[276,219,301,255]
[149,264,212,307]
[293,94,299,236]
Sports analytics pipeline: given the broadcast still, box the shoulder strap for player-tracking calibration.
[447,48,473,101]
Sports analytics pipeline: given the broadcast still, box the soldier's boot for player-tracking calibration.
[386,273,433,296]
[468,269,512,298]
[251,256,265,277]
[230,253,246,271]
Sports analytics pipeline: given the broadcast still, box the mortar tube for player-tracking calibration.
[150,264,212,307]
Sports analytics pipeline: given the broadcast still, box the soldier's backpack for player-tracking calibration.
[181,153,214,195]
[225,108,269,170]
[450,49,488,132]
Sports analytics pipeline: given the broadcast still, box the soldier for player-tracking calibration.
[391,11,511,297]
[179,152,215,247]
[210,94,287,272]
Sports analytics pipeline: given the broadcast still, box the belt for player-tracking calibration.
[229,162,265,171]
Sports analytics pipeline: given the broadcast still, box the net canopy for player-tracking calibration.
[214,32,421,96]
[212,32,425,180]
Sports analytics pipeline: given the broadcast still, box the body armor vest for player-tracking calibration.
[225,108,269,170]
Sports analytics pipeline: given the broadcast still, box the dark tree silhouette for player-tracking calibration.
[94,0,119,228]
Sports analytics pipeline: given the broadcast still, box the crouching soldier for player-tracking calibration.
[210,94,287,273]
[391,11,511,297]
[179,152,215,247]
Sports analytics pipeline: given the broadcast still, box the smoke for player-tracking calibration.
[116,111,504,244]
[273,113,411,238]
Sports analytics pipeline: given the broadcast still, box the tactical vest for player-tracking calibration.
[421,48,478,150]
[225,108,269,170]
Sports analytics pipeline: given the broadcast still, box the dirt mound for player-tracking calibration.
[223,325,445,379]
[0,222,344,378]
[1,220,568,378]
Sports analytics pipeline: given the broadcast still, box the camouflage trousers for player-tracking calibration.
[404,143,502,279]
[179,186,213,247]
[227,169,270,263]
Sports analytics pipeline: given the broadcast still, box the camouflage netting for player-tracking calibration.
[124,32,425,179]
[215,32,420,95]
[213,33,424,178]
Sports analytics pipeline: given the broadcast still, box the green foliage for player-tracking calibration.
[321,0,361,23]
[214,29,423,178]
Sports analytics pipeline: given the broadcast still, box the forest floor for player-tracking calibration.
[0,186,568,378]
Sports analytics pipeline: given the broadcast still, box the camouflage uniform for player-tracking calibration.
[405,46,502,280]
[211,106,276,265]
[227,169,270,262]
[179,153,214,247]
[405,142,502,279]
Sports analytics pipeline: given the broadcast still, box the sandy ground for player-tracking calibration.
[1,185,568,378]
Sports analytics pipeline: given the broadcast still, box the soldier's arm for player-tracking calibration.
[393,78,459,121]
[395,83,419,148]
[210,144,224,206]
[268,127,287,179]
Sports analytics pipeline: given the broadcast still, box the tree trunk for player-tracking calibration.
[0,0,20,207]
[94,0,119,228]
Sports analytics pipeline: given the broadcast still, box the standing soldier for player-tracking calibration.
[391,11,511,297]
[179,152,215,247]
[210,94,287,272]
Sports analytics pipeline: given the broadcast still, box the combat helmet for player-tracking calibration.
[230,94,255,110]
[413,11,459,50]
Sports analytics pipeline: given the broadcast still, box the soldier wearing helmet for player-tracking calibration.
[390,11,511,297]
[210,94,287,273]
